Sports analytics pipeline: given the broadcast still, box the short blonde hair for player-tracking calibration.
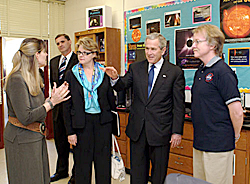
[76,37,99,59]
[192,24,225,56]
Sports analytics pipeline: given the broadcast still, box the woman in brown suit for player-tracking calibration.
[4,38,70,184]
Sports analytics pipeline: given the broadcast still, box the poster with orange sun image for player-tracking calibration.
[220,0,250,43]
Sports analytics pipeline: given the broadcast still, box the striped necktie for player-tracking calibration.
[59,56,67,81]
[148,64,155,98]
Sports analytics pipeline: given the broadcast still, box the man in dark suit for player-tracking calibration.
[50,34,78,184]
[103,33,185,184]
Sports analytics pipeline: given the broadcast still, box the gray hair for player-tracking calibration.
[145,33,167,49]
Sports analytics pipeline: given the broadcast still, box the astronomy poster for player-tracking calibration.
[228,48,250,67]
[220,0,250,43]
[175,27,201,69]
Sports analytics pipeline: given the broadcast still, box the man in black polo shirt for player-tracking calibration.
[191,24,243,184]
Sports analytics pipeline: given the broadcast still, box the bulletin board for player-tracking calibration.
[124,0,250,89]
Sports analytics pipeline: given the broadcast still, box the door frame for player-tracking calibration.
[0,37,4,148]
[44,40,53,139]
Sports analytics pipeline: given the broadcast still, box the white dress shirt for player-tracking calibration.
[148,57,164,94]
[58,51,73,68]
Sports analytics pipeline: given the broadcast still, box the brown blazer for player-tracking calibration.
[4,71,47,143]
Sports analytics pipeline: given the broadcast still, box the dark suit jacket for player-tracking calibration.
[49,52,78,121]
[63,70,116,135]
[114,59,185,146]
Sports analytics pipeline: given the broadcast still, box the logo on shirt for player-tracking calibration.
[205,73,214,82]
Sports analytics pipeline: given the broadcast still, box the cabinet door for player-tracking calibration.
[118,112,128,127]
[233,150,246,184]
[168,153,193,174]
[183,122,193,140]
[170,139,193,157]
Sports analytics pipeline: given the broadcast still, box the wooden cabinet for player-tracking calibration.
[168,121,250,184]
[233,130,248,184]
[74,27,121,74]
[116,113,250,184]
[117,111,130,169]
[168,121,193,176]
[234,149,247,184]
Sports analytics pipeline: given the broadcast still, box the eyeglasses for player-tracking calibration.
[193,39,207,45]
[76,51,95,56]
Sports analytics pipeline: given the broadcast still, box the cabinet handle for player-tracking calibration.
[176,146,184,149]
[174,161,183,165]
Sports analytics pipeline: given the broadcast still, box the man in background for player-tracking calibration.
[103,33,185,184]
[50,34,78,184]
[191,24,243,184]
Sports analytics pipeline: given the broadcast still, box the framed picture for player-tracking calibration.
[146,19,160,35]
[220,1,250,43]
[228,48,250,67]
[86,5,112,29]
[129,14,142,30]
[165,10,181,28]
[175,27,202,69]
[193,4,212,24]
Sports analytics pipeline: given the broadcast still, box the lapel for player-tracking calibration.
[54,56,60,82]
[78,78,84,98]
[139,61,149,103]
[71,68,84,99]
[147,59,170,104]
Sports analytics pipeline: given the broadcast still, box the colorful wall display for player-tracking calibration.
[124,0,250,89]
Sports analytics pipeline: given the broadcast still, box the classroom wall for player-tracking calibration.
[65,0,168,74]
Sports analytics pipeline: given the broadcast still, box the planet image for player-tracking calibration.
[223,5,250,38]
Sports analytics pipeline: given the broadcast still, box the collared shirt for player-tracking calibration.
[58,51,73,69]
[148,57,164,93]
[204,55,221,67]
[191,56,241,152]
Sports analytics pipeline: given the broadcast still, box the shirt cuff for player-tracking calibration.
[225,97,241,105]
[110,76,119,86]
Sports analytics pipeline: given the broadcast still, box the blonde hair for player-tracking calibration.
[5,38,46,96]
[75,37,99,59]
[192,24,225,56]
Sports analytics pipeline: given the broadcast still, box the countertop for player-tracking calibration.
[116,108,250,130]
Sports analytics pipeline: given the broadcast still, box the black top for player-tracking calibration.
[191,57,241,152]
[63,70,116,135]
[113,59,185,146]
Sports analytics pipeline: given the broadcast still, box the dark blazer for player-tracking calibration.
[63,69,116,135]
[114,59,185,146]
[49,52,78,121]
